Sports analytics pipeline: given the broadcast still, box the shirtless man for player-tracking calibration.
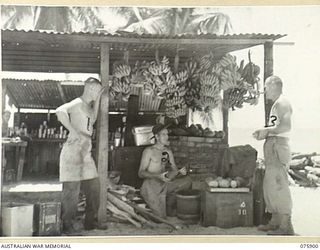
[253,75,294,235]
[139,124,192,218]
[56,77,106,234]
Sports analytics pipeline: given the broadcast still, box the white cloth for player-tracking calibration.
[57,98,97,182]
[59,136,98,182]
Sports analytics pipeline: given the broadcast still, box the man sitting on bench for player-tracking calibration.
[138,124,192,218]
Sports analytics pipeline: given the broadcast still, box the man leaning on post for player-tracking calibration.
[56,77,108,234]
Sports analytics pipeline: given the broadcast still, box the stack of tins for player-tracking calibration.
[201,188,253,228]
[176,190,201,224]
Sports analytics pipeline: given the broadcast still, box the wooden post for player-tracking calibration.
[222,91,229,145]
[125,95,139,146]
[16,108,21,127]
[2,81,7,113]
[174,47,179,73]
[264,41,274,126]
[124,50,129,64]
[155,49,160,64]
[96,43,110,223]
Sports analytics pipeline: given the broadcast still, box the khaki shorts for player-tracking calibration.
[59,137,98,182]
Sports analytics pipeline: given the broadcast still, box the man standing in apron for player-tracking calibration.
[56,77,106,234]
[253,75,294,235]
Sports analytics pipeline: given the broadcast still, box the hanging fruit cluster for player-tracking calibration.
[224,51,261,110]
[184,60,201,109]
[110,63,132,102]
[196,73,221,112]
[142,56,170,99]
[215,54,242,91]
[164,70,188,119]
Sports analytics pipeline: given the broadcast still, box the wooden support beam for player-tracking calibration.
[96,43,110,223]
[222,91,229,145]
[125,95,139,146]
[174,47,180,73]
[2,81,7,113]
[263,41,274,126]
[155,49,160,64]
[123,50,129,64]
[16,108,21,127]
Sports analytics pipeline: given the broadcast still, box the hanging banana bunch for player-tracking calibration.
[183,59,201,109]
[198,72,221,112]
[164,70,188,119]
[224,51,262,110]
[241,50,261,86]
[142,56,170,99]
[216,54,242,91]
[224,87,248,110]
[110,63,132,102]
[199,52,216,73]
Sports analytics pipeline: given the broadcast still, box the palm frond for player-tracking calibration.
[189,12,232,35]
[1,6,34,29]
[123,16,168,34]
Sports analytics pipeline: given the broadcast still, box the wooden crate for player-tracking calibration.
[201,189,253,228]
[33,202,61,236]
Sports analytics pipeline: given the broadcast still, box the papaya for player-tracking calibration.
[230,180,237,188]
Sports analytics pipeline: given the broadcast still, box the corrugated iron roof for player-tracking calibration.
[2,29,285,73]
[3,78,165,112]
[1,28,285,40]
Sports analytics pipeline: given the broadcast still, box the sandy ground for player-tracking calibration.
[77,186,320,237]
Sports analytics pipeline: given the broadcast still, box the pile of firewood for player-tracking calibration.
[289,152,320,187]
[105,185,181,230]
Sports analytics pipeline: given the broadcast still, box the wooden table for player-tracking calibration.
[2,139,28,182]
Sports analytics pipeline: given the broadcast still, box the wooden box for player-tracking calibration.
[33,202,61,236]
[201,188,253,228]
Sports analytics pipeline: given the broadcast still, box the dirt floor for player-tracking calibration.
[76,186,320,237]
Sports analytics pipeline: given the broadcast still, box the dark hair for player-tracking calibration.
[84,77,101,85]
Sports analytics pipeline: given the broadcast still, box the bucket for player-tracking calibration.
[166,193,177,217]
[176,190,201,224]
[132,126,155,146]
[2,203,34,236]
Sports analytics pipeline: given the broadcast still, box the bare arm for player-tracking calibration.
[55,100,79,138]
[168,149,187,175]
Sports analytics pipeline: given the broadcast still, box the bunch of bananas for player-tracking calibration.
[239,51,261,86]
[164,70,188,119]
[183,60,201,108]
[216,54,242,91]
[224,87,248,110]
[199,52,216,72]
[198,72,221,110]
[111,63,132,102]
[175,70,188,85]
[113,64,131,79]
[111,77,131,102]
[241,62,260,85]
[142,56,170,99]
